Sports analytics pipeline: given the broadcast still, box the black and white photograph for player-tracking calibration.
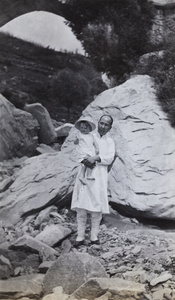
[1,1,175,299]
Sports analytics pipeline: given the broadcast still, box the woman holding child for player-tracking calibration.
[71,115,115,247]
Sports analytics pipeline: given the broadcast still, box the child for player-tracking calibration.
[74,116,99,185]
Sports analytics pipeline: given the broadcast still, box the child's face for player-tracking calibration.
[79,121,91,134]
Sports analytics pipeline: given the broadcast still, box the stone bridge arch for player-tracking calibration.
[0,0,66,27]
[1,1,175,46]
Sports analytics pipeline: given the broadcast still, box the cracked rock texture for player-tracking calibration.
[64,74,175,221]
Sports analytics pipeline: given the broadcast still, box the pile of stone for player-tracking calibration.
[0,206,175,300]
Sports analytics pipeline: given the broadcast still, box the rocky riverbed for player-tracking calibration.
[1,156,175,300]
[1,205,175,300]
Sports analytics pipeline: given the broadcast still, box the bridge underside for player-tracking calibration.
[0,0,65,27]
[1,0,175,29]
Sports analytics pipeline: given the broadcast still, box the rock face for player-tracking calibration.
[0,94,39,161]
[1,75,175,224]
[24,103,57,144]
[107,75,175,221]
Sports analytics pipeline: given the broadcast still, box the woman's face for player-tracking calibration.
[98,116,112,136]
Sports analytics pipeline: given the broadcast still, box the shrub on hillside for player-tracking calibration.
[2,89,30,109]
[0,32,107,123]
[50,68,90,121]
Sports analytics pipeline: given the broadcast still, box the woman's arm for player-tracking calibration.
[82,157,96,169]
[82,155,100,169]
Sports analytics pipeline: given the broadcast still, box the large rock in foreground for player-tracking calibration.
[43,252,108,295]
[0,95,39,161]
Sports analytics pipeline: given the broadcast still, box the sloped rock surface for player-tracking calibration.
[36,143,57,154]
[0,152,78,225]
[106,75,175,220]
[64,74,175,221]
[9,234,59,259]
[0,274,44,299]
[72,277,145,300]
[0,94,39,161]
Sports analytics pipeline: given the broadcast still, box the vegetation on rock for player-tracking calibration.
[136,40,175,128]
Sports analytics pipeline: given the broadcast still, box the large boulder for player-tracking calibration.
[64,74,175,222]
[43,252,108,295]
[105,75,175,221]
[1,75,175,224]
[0,94,39,161]
[24,103,57,144]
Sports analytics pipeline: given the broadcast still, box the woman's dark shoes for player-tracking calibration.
[73,239,100,247]
[90,239,100,245]
[73,240,85,248]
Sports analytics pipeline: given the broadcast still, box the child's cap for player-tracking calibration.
[75,116,96,131]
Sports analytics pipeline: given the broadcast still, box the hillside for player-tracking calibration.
[0,32,107,123]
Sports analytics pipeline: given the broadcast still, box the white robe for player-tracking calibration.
[71,131,115,214]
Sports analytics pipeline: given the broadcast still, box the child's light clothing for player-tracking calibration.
[75,132,99,184]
